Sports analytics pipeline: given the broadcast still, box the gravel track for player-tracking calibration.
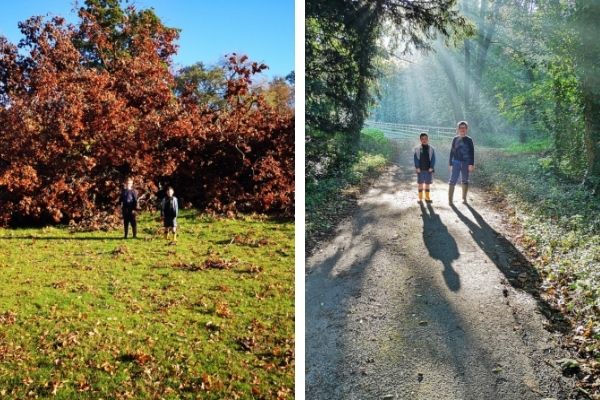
[305,148,575,400]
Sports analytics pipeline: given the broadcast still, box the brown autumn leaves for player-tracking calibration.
[0,8,294,227]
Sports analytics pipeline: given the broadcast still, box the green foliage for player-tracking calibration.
[371,0,600,189]
[306,128,393,247]
[477,149,600,376]
[0,210,294,398]
[75,0,180,69]
[306,0,470,138]
[359,128,394,160]
[505,138,551,154]
[175,62,227,111]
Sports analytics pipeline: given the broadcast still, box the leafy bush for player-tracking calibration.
[306,128,392,247]
[476,149,600,367]
[506,138,552,154]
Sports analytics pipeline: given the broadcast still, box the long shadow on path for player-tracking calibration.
[451,203,570,332]
[420,201,461,292]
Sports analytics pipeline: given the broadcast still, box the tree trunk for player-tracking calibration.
[575,0,600,193]
[521,65,536,143]
[582,89,600,193]
[348,1,382,144]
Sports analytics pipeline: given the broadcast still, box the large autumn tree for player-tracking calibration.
[0,1,294,226]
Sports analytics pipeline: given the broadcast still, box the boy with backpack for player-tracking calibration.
[414,132,436,203]
[160,186,179,243]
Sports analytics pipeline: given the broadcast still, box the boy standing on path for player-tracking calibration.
[414,132,436,203]
[120,177,138,239]
[160,186,179,243]
[448,121,475,204]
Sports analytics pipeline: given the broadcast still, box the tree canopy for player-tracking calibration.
[0,0,294,227]
[371,0,600,192]
[306,0,471,140]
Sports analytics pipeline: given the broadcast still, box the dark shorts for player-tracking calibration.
[417,171,433,184]
[163,217,177,228]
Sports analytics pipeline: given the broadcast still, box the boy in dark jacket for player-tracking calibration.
[414,133,436,203]
[120,177,138,239]
[448,121,475,203]
[160,186,179,243]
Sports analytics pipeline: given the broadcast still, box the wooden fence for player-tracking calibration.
[364,120,456,141]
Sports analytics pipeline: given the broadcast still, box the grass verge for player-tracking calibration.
[306,128,394,252]
[476,146,600,396]
[0,210,294,399]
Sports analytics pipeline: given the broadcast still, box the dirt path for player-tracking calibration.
[305,149,575,400]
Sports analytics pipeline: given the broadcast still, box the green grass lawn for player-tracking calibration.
[0,210,294,399]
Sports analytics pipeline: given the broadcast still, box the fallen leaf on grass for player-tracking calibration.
[173,257,239,272]
[76,379,91,392]
[237,336,257,351]
[215,302,233,318]
[203,257,237,270]
[201,373,224,391]
[238,264,263,275]
[52,281,68,289]
[0,311,16,325]
[172,262,204,272]
[119,350,153,366]
[53,331,80,349]
[112,246,128,256]
[276,386,292,400]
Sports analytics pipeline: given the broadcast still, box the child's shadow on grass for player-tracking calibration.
[419,202,461,292]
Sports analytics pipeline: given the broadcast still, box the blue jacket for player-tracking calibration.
[160,196,178,218]
[449,136,474,165]
[120,189,138,211]
[414,145,436,169]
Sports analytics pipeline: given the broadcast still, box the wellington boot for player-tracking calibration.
[462,184,469,203]
[448,185,455,204]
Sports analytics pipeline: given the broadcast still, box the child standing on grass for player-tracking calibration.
[160,186,178,243]
[120,177,138,239]
[448,121,475,204]
[414,132,436,203]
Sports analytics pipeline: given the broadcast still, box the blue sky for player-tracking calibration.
[0,0,294,78]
